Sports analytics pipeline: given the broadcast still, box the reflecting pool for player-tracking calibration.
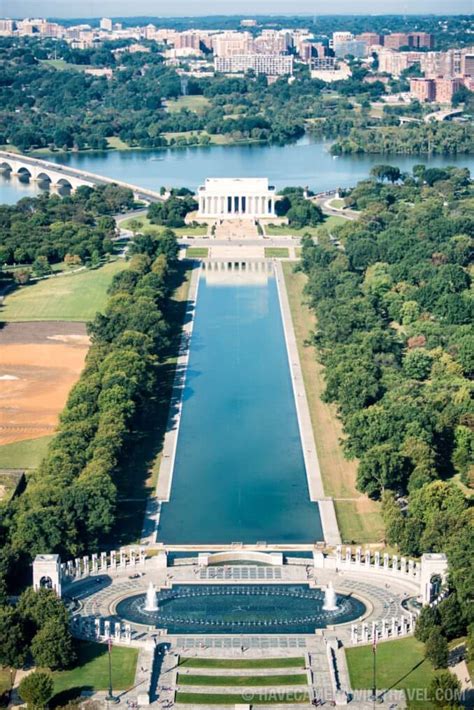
[115,584,366,634]
[157,270,322,544]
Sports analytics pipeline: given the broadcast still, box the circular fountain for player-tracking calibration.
[115,584,365,634]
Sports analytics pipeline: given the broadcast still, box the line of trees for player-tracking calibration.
[300,164,473,625]
[331,122,473,156]
[0,219,180,595]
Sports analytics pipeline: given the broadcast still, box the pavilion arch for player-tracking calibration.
[39,575,53,590]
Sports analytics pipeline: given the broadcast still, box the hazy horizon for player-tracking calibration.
[1,0,472,19]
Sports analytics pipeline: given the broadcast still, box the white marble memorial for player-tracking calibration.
[197,178,276,218]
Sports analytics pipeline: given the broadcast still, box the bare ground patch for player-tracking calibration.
[0,322,89,446]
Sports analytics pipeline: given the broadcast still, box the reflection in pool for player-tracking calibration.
[115,584,366,634]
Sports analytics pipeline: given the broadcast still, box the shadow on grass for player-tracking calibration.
[50,641,109,707]
[378,658,428,701]
[103,262,195,548]
[50,686,93,708]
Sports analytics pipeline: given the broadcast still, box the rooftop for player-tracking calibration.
[199,177,274,194]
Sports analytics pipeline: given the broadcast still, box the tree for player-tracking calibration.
[0,605,27,668]
[415,605,440,642]
[31,618,76,670]
[438,594,466,641]
[428,671,462,708]
[403,349,432,380]
[425,628,449,669]
[19,672,54,710]
[32,255,52,278]
[357,444,409,499]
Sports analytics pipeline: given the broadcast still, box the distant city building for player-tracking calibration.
[410,32,434,49]
[356,32,382,46]
[100,17,113,32]
[311,56,336,71]
[334,39,367,59]
[378,49,424,77]
[213,31,254,57]
[409,77,436,102]
[215,54,293,76]
[241,19,258,27]
[434,77,464,103]
[173,32,201,51]
[331,31,353,50]
[462,53,474,77]
[384,33,411,50]
[0,19,15,35]
[311,61,351,82]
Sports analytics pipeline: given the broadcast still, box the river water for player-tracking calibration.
[1,136,473,204]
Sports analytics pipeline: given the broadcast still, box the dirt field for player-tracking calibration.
[0,322,89,446]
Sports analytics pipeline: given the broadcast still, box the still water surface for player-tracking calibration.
[158,270,323,545]
[1,136,473,203]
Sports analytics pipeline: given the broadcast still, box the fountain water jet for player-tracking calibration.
[323,581,338,611]
[144,582,159,612]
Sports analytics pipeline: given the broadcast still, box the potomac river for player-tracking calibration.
[1,135,473,204]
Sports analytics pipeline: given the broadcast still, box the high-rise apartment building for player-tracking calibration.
[410,32,434,49]
[378,50,424,77]
[100,18,113,32]
[214,54,293,76]
[0,19,15,35]
[462,53,474,77]
[384,33,411,50]
[356,32,382,46]
[434,77,464,103]
[409,77,436,101]
[212,32,254,57]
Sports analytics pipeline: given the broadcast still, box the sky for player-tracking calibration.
[1,0,473,18]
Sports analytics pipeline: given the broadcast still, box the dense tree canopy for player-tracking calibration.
[300,164,473,624]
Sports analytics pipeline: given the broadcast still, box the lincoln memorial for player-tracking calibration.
[197,178,277,218]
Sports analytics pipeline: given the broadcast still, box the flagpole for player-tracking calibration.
[106,636,119,704]
[372,631,377,708]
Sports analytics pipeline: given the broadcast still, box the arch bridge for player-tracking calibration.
[0,150,163,202]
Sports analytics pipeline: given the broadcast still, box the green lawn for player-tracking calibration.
[186,247,209,258]
[328,197,345,209]
[264,215,347,237]
[0,667,13,697]
[50,641,138,705]
[176,691,309,705]
[121,216,208,237]
[0,436,52,470]
[166,95,211,114]
[179,657,305,670]
[282,263,384,544]
[0,261,126,322]
[107,136,132,150]
[346,638,435,709]
[264,247,289,258]
[40,59,93,72]
[178,674,307,686]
